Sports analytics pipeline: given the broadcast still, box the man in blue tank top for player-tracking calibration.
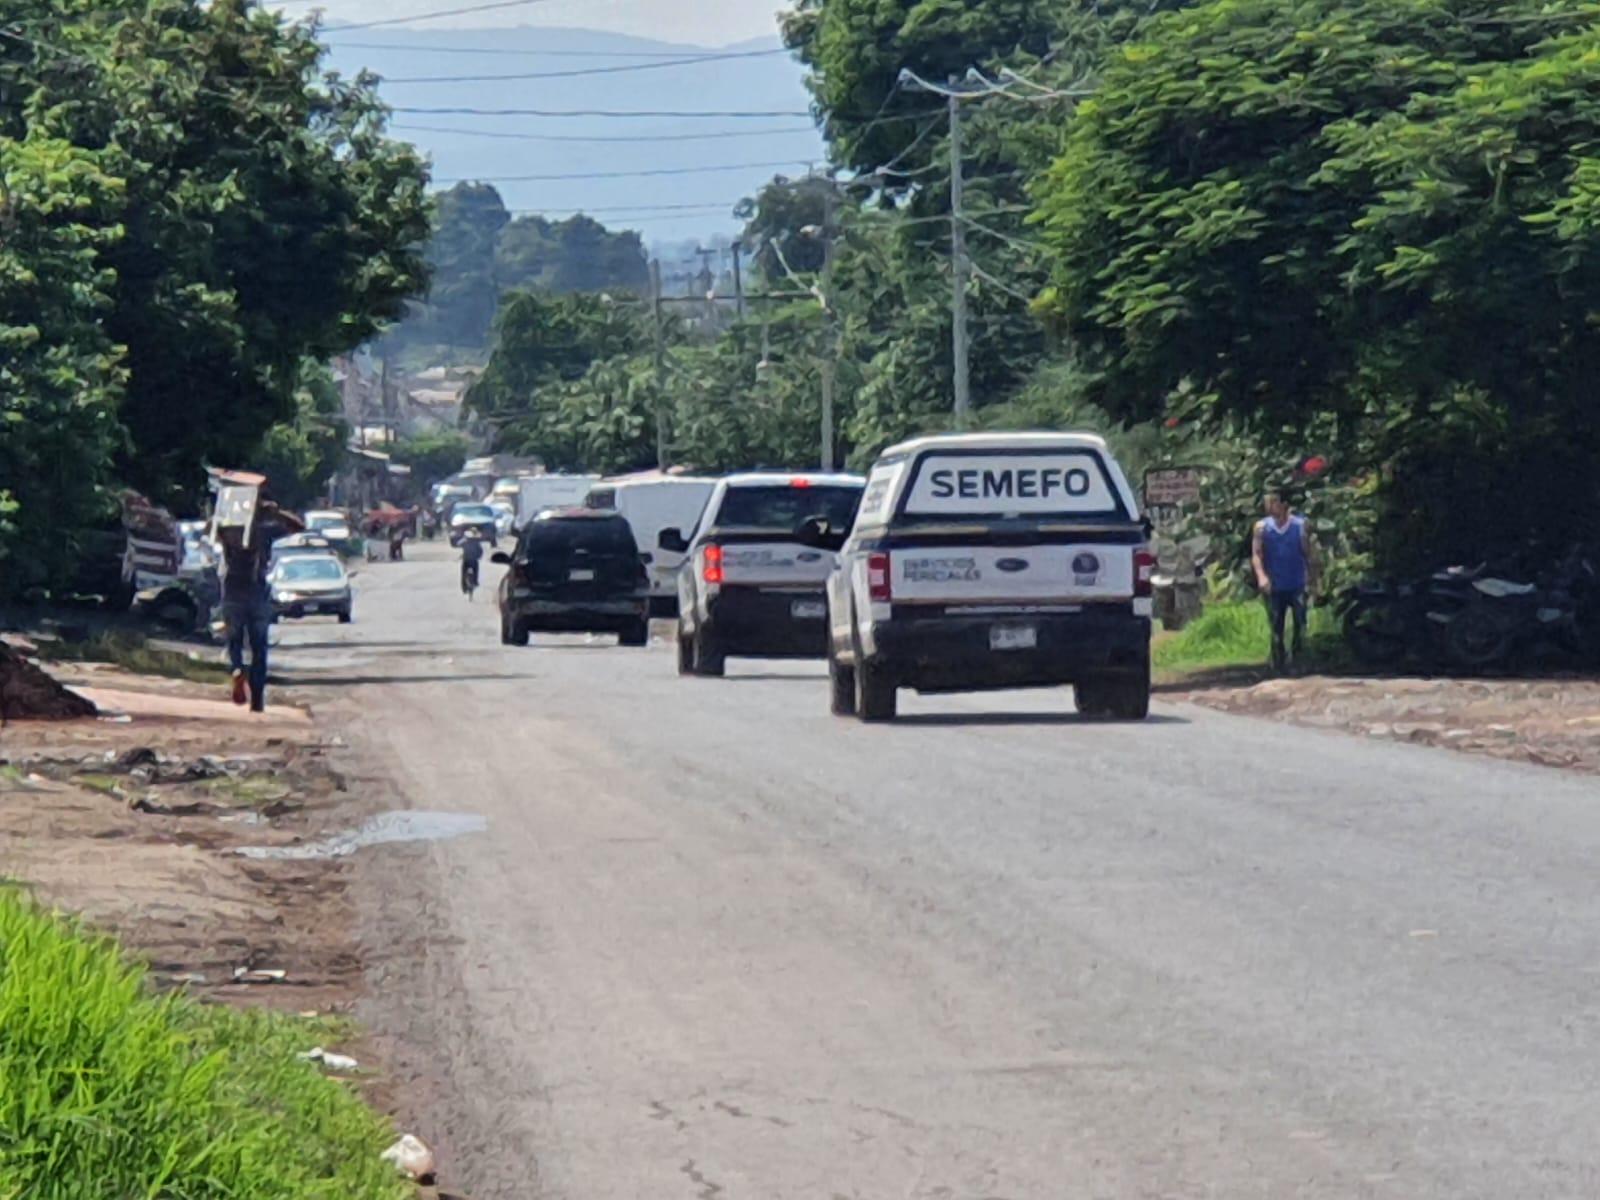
[1251,487,1320,672]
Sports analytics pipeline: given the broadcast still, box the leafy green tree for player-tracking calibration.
[388,430,473,488]
[1032,0,1600,560]
[0,135,125,595]
[422,183,511,348]
[468,291,654,465]
[737,175,834,278]
[8,0,431,507]
[247,363,348,510]
[381,192,651,357]
[783,0,1059,177]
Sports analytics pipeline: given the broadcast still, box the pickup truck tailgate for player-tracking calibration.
[890,543,1134,604]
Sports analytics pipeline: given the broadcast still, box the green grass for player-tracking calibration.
[1153,599,1342,677]
[0,893,408,1200]
[35,632,229,685]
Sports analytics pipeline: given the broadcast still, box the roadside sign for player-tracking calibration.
[1144,466,1205,529]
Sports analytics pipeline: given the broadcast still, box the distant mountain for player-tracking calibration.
[322,26,826,243]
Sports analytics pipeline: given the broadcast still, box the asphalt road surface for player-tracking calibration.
[279,543,1600,1199]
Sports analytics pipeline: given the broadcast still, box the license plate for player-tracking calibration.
[791,600,826,620]
[990,624,1037,651]
[569,569,596,582]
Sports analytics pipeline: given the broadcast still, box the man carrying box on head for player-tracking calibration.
[214,480,302,713]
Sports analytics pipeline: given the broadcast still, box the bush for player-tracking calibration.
[0,894,407,1199]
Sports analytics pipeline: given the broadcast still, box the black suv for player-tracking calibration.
[494,508,651,647]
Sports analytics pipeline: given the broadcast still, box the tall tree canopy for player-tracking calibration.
[0,135,125,590]
[3,0,431,514]
[1031,0,1600,555]
[384,185,651,353]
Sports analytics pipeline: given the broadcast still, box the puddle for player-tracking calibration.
[236,810,487,860]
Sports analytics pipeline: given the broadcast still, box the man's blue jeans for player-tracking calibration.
[222,594,272,711]
[1267,588,1307,671]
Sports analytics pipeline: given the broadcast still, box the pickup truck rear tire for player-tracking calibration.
[1112,669,1151,720]
[676,628,694,675]
[507,618,530,648]
[854,658,897,722]
[693,629,725,677]
[619,619,650,648]
[1076,667,1150,721]
[829,653,857,716]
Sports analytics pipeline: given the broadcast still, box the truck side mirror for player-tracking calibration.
[658,528,689,555]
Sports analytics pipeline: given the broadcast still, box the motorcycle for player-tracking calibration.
[1338,564,1485,667]
[1438,545,1598,670]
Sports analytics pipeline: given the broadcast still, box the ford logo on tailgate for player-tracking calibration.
[996,558,1029,573]
[797,551,823,563]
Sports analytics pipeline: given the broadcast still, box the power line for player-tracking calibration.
[382,47,789,84]
[320,0,563,33]
[435,159,813,184]
[393,122,818,143]
[968,260,1038,305]
[959,213,1052,255]
[330,41,791,58]
[392,105,812,119]
[508,202,734,216]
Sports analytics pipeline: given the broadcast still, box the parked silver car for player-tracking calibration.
[268,554,352,623]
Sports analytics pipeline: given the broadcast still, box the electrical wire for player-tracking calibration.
[381,47,789,83]
[434,159,813,183]
[959,213,1052,255]
[391,105,812,118]
[319,0,565,33]
[506,202,733,215]
[330,41,790,58]
[393,122,818,143]
[968,260,1040,304]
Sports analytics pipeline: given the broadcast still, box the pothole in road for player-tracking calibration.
[236,810,488,860]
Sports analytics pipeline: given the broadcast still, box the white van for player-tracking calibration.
[661,472,866,676]
[821,432,1154,721]
[515,475,601,531]
[585,475,717,616]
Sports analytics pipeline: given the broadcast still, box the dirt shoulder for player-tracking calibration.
[0,651,466,1196]
[1161,671,1600,773]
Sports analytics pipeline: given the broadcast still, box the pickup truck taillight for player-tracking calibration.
[702,544,724,585]
[1134,549,1157,599]
[867,552,892,602]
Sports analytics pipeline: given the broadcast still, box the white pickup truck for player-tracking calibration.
[820,432,1155,722]
[659,472,866,677]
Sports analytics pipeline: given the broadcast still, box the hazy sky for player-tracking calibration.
[275,0,790,47]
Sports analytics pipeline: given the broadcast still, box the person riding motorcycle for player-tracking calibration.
[460,527,484,596]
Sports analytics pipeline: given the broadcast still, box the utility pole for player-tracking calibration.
[949,91,972,429]
[730,242,746,318]
[650,259,668,470]
[820,186,838,473]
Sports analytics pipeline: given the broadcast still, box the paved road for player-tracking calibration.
[281,544,1600,1199]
